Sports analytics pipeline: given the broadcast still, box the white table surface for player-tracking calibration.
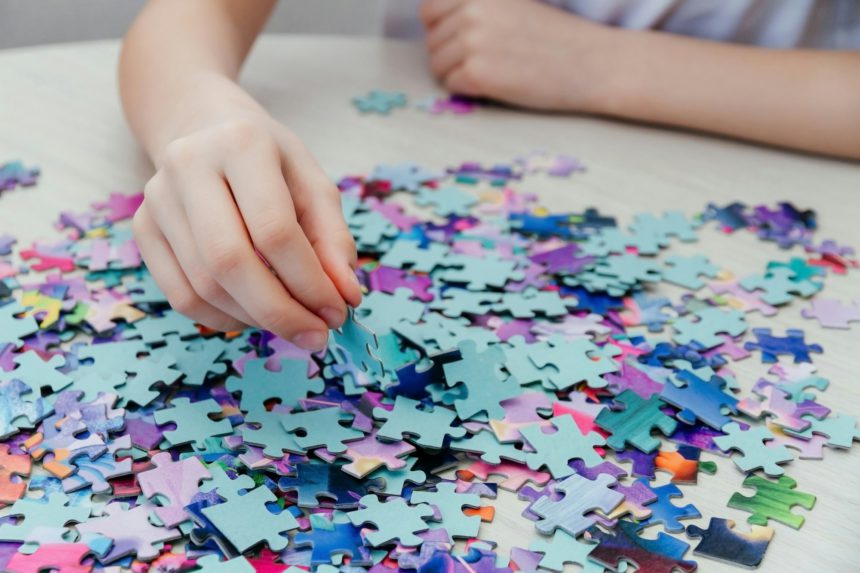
[1,36,859,573]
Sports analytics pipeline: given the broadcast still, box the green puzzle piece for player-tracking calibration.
[728,474,815,529]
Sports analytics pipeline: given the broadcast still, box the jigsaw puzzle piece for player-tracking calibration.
[685,517,773,568]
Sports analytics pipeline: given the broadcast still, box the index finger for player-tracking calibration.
[420,0,465,27]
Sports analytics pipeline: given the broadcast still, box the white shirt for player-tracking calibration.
[382,0,860,49]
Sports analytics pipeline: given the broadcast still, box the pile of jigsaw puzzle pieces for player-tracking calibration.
[0,150,858,573]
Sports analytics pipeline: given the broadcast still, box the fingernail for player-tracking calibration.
[292,331,328,352]
[319,307,345,328]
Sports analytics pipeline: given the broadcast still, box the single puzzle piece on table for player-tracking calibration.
[117,354,182,407]
[737,379,829,432]
[662,255,719,290]
[153,397,232,450]
[281,407,364,454]
[352,90,407,114]
[630,211,699,245]
[278,461,384,508]
[293,516,373,566]
[672,307,747,350]
[331,310,385,384]
[415,185,477,217]
[744,328,822,363]
[0,161,40,191]
[660,369,738,430]
[0,443,31,504]
[728,474,815,529]
[138,451,212,527]
[531,474,625,537]
[226,358,323,413]
[686,517,773,569]
[193,554,256,573]
[634,479,701,533]
[347,494,434,547]
[529,529,603,573]
[0,302,38,348]
[373,396,465,449]
[202,482,299,553]
[588,519,697,573]
[596,390,677,453]
[411,481,482,539]
[786,413,860,450]
[801,298,860,329]
[0,493,90,542]
[441,341,521,421]
[527,336,620,390]
[654,446,716,484]
[740,267,821,306]
[520,415,605,478]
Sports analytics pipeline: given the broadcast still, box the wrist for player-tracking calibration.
[149,72,268,163]
[565,23,636,116]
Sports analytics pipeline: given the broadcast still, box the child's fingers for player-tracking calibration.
[428,34,467,79]
[143,174,257,326]
[222,145,347,329]
[278,138,363,308]
[442,63,483,96]
[132,201,250,332]
[420,0,465,28]
[176,170,331,350]
[424,6,463,51]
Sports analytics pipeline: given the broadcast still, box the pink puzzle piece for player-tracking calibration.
[801,298,860,329]
[138,452,212,527]
[91,192,143,223]
[6,543,93,573]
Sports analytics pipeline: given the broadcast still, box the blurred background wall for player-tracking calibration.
[0,0,394,50]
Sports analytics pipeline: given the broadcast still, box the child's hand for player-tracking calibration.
[133,114,362,351]
[420,0,613,112]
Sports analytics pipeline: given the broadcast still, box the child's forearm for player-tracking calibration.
[595,30,860,160]
[119,0,276,163]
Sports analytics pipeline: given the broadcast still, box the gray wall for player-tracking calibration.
[0,0,392,50]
